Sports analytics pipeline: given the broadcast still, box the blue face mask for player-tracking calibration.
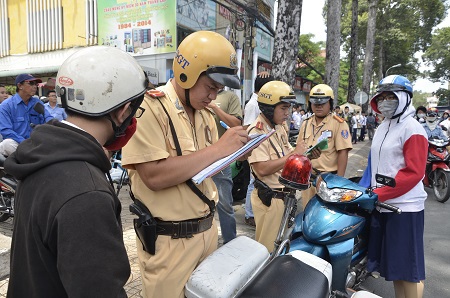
[377,99,399,119]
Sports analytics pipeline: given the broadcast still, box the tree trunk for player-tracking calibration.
[347,0,359,105]
[378,40,384,80]
[325,0,342,107]
[362,0,378,110]
[271,0,302,86]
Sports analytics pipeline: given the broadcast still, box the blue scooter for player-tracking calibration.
[289,173,401,293]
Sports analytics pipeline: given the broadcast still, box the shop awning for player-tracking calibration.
[0,47,87,85]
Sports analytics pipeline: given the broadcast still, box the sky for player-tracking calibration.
[299,0,450,93]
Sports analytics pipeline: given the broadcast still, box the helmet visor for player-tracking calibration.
[206,66,240,89]
[310,96,331,105]
[280,95,297,104]
[376,83,409,94]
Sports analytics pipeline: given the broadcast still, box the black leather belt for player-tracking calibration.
[272,188,286,199]
[155,213,214,239]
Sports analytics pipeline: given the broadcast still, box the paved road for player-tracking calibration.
[1,140,449,297]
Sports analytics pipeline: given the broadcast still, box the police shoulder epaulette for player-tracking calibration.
[333,114,344,123]
[255,121,264,130]
[146,89,165,99]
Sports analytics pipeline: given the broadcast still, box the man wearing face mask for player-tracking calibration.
[5,46,148,297]
[423,109,448,140]
[363,75,428,298]
[414,106,427,123]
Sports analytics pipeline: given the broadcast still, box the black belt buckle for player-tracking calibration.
[171,221,195,239]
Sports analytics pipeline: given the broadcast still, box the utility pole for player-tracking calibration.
[243,0,256,103]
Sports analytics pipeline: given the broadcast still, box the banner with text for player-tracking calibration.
[176,0,216,31]
[98,0,177,55]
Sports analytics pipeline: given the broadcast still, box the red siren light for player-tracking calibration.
[279,154,312,190]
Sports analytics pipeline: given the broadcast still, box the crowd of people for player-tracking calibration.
[1,30,429,298]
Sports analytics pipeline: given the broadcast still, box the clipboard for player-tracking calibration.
[192,129,276,184]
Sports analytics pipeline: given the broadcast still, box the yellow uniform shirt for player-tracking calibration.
[122,81,219,221]
[247,114,293,188]
[297,113,352,172]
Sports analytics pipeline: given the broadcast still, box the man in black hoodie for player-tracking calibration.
[5,46,148,298]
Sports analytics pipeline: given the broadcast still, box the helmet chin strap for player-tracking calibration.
[103,114,126,146]
[103,102,141,146]
[259,104,276,127]
[185,89,193,108]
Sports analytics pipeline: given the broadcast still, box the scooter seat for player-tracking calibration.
[238,255,329,298]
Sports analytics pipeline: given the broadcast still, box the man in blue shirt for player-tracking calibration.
[44,90,67,121]
[0,74,53,156]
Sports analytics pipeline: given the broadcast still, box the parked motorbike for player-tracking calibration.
[288,128,299,147]
[185,154,382,298]
[423,137,450,203]
[109,151,129,196]
[0,155,16,222]
[288,172,401,293]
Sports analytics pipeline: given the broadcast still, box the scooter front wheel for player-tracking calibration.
[432,168,450,203]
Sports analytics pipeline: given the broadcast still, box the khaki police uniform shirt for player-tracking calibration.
[297,113,352,172]
[122,80,219,221]
[247,114,293,189]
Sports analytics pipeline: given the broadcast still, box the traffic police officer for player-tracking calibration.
[122,31,249,297]
[248,81,319,252]
[297,84,353,209]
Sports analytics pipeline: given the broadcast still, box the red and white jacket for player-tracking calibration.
[370,91,428,212]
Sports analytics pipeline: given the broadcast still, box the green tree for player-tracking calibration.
[423,27,450,83]
[339,0,447,94]
[412,91,429,108]
[5,85,15,95]
[296,34,325,83]
[435,88,450,106]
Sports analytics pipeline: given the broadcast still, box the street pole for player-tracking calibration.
[384,63,402,78]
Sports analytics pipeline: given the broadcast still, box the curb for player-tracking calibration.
[0,234,11,280]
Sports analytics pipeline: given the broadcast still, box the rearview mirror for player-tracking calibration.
[33,102,45,115]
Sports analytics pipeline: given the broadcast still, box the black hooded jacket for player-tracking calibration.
[5,120,130,298]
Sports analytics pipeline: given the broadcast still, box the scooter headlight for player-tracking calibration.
[316,176,363,203]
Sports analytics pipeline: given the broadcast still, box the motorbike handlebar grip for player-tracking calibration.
[376,201,402,214]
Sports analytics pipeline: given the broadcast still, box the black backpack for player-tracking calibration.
[231,160,250,202]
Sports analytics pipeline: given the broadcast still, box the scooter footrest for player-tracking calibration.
[238,255,329,298]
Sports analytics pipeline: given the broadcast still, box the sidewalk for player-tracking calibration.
[0,140,371,297]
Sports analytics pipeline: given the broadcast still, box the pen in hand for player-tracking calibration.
[220,121,230,130]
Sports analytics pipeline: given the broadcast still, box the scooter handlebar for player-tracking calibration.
[375,201,402,214]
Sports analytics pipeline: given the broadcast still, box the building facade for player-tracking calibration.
[0,0,312,107]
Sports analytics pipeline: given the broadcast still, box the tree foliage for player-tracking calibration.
[423,27,450,82]
[435,88,450,105]
[339,0,447,89]
[412,90,429,108]
[296,34,326,83]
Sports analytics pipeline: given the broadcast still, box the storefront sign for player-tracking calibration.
[303,81,312,92]
[98,0,176,55]
[141,66,159,85]
[177,0,216,31]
